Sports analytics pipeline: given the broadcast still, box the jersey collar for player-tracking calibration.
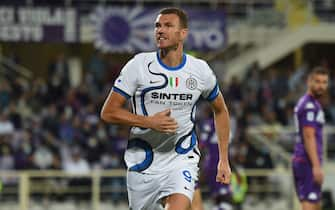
[156,51,186,71]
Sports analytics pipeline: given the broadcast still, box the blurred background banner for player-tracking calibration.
[0,5,226,51]
[0,7,78,42]
[90,6,226,53]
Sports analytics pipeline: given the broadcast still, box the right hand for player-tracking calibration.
[312,166,324,185]
[216,159,231,184]
[147,109,178,133]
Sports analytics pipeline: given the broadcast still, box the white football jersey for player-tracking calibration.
[113,51,219,174]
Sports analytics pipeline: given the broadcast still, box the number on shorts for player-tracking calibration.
[183,170,192,183]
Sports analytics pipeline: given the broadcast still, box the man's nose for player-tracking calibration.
[157,27,165,34]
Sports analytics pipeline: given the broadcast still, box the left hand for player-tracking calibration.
[312,166,324,185]
[216,159,231,184]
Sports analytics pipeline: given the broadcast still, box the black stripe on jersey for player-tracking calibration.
[132,96,137,115]
[140,61,168,116]
[193,148,201,157]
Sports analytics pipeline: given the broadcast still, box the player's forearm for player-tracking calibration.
[214,106,230,162]
[304,134,320,168]
[101,107,149,128]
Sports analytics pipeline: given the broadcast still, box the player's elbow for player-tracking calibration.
[100,108,116,123]
[100,109,108,122]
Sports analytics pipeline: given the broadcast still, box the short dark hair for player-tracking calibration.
[309,66,329,77]
[159,7,188,28]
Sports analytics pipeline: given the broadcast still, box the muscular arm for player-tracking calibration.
[101,90,147,127]
[209,93,231,184]
[303,126,323,184]
[303,126,319,168]
[100,91,178,133]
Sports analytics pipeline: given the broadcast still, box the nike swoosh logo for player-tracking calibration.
[184,186,191,191]
[150,80,160,84]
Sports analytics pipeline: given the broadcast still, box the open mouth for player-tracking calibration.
[157,37,167,41]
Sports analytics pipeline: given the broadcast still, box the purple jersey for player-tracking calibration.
[292,94,325,202]
[199,118,219,171]
[293,94,325,163]
[199,118,231,196]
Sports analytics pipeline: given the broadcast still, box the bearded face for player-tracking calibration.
[308,73,329,98]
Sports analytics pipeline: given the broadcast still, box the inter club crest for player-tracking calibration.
[186,76,197,90]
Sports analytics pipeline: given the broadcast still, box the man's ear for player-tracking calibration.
[307,74,312,86]
[180,28,188,41]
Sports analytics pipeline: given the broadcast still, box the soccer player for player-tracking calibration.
[292,67,329,210]
[100,7,231,210]
[198,109,233,210]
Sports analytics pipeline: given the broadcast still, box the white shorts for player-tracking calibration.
[127,164,199,210]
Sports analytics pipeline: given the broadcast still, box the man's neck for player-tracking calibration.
[159,45,184,67]
[307,90,319,101]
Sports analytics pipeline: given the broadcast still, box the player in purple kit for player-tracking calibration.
[198,108,232,210]
[292,67,329,210]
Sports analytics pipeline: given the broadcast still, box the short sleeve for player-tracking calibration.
[298,103,318,128]
[201,63,220,102]
[113,57,139,99]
